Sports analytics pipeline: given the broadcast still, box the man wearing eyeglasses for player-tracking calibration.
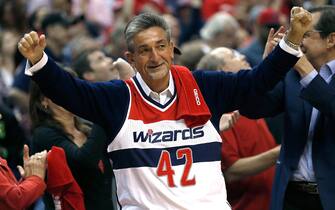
[241,5,335,210]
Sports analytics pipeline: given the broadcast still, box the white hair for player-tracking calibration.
[200,12,239,41]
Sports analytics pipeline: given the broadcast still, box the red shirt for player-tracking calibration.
[221,117,277,210]
[0,157,46,210]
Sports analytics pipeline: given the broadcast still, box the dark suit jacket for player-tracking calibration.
[240,69,335,210]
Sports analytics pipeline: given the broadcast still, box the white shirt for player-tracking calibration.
[135,71,175,105]
[292,60,335,181]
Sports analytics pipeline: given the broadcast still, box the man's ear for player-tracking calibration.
[170,41,175,60]
[125,51,135,65]
[327,32,335,49]
[83,72,95,81]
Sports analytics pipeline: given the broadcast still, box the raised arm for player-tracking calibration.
[18,32,129,135]
[195,7,312,128]
[224,145,280,182]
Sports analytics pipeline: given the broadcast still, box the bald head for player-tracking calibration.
[197,47,250,72]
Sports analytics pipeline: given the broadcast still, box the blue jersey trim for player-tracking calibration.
[109,142,222,169]
[133,76,177,109]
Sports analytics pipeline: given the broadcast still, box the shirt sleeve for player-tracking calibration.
[0,170,46,210]
[300,70,318,87]
[279,39,303,57]
[25,52,48,76]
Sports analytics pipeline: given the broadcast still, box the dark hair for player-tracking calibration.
[41,12,69,33]
[29,66,90,139]
[124,13,171,52]
[0,0,26,33]
[71,50,94,79]
[309,6,335,39]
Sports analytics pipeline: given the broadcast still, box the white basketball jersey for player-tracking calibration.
[107,78,231,210]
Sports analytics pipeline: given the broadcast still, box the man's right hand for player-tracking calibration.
[18,31,46,65]
[286,7,312,45]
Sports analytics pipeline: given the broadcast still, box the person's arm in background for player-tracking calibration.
[0,145,47,210]
[219,113,280,182]
[223,145,280,182]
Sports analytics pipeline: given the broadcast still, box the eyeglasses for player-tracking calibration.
[303,30,323,38]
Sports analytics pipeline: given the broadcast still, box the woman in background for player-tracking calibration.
[29,69,114,210]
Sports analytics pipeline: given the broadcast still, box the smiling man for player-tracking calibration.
[18,8,312,210]
[240,6,335,210]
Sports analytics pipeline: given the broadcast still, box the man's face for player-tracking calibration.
[48,24,69,47]
[301,12,328,65]
[88,51,119,81]
[126,26,174,90]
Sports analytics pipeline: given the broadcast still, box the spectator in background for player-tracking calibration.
[72,50,134,210]
[0,0,27,34]
[0,103,27,179]
[0,30,20,82]
[241,6,335,210]
[163,14,181,47]
[197,47,280,210]
[0,145,47,210]
[201,0,237,21]
[51,0,72,16]
[29,68,114,210]
[0,30,20,105]
[28,6,51,35]
[175,0,203,45]
[200,12,242,49]
[104,20,128,60]
[72,49,121,81]
[176,39,210,71]
[240,7,285,67]
[40,12,70,62]
[64,14,103,65]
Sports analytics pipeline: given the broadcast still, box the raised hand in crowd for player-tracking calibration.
[17,144,47,180]
[263,26,286,59]
[219,110,240,132]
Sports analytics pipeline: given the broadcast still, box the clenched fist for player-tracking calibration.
[286,7,313,45]
[18,31,46,65]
